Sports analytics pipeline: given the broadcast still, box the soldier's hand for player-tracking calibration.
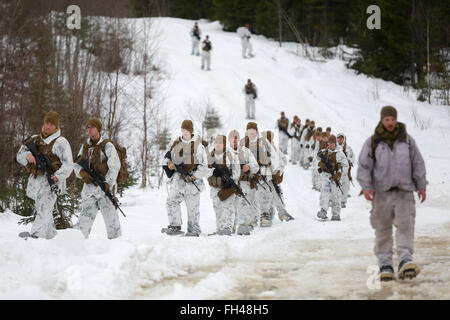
[167,160,176,170]
[51,175,59,183]
[80,169,93,184]
[104,182,110,192]
[363,189,374,201]
[26,154,36,165]
[318,162,327,172]
[418,189,426,203]
[242,165,250,173]
[184,175,196,183]
[332,173,341,182]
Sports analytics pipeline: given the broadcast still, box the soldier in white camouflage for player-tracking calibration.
[316,135,348,221]
[336,132,355,208]
[207,135,241,235]
[228,130,259,236]
[162,120,209,236]
[16,111,73,239]
[262,131,294,223]
[241,122,280,228]
[276,112,290,155]
[73,118,122,239]
[288,116,302,165]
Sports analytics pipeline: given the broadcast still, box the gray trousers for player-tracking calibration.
[370,189,416,267]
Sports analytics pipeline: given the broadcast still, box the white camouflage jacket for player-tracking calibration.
[16,130,73,198]
[73,135,120,198]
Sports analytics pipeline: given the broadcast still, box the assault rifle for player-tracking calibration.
[211,162,251,206]
[272,180,284,205]
[74,155,126,217]
[24,139,59,194]
[163,151,201,192]
[278,126,292,139]
[318,152,343,194]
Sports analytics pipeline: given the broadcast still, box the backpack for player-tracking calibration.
[86,139,129,184]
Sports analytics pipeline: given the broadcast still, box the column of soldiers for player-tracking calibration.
[162,120,294,237]
[277,111,355,221]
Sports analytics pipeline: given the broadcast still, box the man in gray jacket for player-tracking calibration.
[357,106,427,282]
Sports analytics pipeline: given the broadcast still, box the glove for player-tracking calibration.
[332,173,341,182]
[300,144,303,148]
[318,162,327,172]
[104,182,110,192]
[184,175,196,183]
[308,156,313,163]
[167,160,176,170]
[80,169,93,184]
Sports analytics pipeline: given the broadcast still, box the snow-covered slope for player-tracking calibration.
[1,18,449,300]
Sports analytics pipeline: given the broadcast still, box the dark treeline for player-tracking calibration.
[134,0,449,104]
[0,0,139,223]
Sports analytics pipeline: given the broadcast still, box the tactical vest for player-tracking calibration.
[169,136,208,173]
[291,123,301,140]
[278,118,289,130]
[25,135,62,176]
[245,84,255,95]
[320,150,341,174]
[207,149,233,188]
[203,41,211,51]
[305,128,315,142]
[82,139,112,177]
[243,136,271,167]
[299,125,309,138]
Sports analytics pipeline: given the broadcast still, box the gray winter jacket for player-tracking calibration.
[357,134,427,192]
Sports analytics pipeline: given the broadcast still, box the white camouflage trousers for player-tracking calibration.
[166,178,202,235]
[245,94,255,119]
[279,133,289,155]
[75,194,122,239]
[312,166,320,190]
[211,189,236,234]
[30,176,58,239]
[340,174,350,204]
[269,182,288,221]
[299,146,306,166]
[291,139,301,164]
[256,179,275,220]
[201,51,211,70]
[302,145,313,168]
[319,173,342,215]
[234,182,258,229]
[191,37,200,55]
[241,38,253,57]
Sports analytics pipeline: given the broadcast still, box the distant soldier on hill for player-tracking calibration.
[190,22,201,56]
[237,24,254,58]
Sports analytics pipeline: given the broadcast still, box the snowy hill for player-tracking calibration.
[1,18,449,300]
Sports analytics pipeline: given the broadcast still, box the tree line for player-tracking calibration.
[0,0,169,226]
[133,0,449,105]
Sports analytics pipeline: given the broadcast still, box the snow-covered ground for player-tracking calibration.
[1,18,449,300]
